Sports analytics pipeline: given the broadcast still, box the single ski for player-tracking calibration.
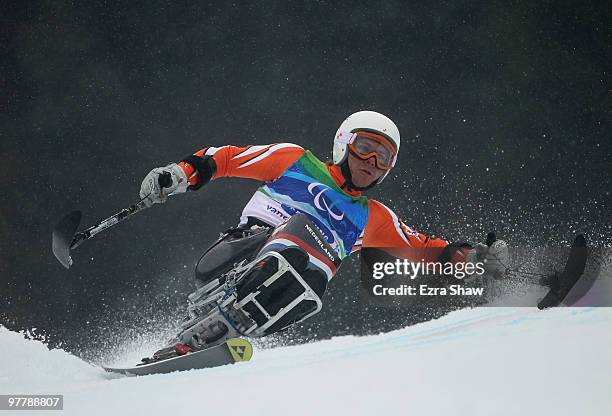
[103,338,253,376]
[537,234,588,310]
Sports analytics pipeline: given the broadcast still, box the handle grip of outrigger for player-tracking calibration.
[52,173,172,269]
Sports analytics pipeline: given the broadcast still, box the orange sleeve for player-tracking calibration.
[354,200,449,262]
[178,143,305,187]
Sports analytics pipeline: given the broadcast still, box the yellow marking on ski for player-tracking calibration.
[227,338,253,362]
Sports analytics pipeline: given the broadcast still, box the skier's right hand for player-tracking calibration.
[139,163,189,207]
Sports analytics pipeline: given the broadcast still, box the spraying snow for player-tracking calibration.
[1,307,610,416]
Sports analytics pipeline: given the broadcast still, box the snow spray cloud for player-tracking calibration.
[360,246,612,308]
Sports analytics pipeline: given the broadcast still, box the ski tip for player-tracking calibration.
[102,366,133,376]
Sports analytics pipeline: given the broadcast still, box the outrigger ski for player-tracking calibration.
[103,338,253,376]
[537,234,588,310]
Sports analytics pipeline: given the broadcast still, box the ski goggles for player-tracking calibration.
[336,130,397,170]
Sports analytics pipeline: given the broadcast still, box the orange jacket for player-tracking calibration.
[179,143,454,262]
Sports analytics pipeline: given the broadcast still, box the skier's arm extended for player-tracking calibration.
[139,143,305,205]
[355,200,509,276]
[353,200,467,263]
[179,143,305,189]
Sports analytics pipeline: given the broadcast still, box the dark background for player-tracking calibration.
[1,0,610,361]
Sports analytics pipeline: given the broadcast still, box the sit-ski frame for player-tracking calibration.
[183,250,323,337]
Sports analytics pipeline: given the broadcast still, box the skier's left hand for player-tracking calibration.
[469,232,509,277]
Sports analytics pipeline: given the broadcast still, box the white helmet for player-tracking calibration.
[333,110,401,184]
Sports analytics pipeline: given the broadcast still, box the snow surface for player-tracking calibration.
[1,307,611,416]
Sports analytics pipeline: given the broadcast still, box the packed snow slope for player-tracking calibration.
[1,307,610,416]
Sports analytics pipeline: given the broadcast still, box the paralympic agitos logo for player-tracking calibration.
[307,182,344,221]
